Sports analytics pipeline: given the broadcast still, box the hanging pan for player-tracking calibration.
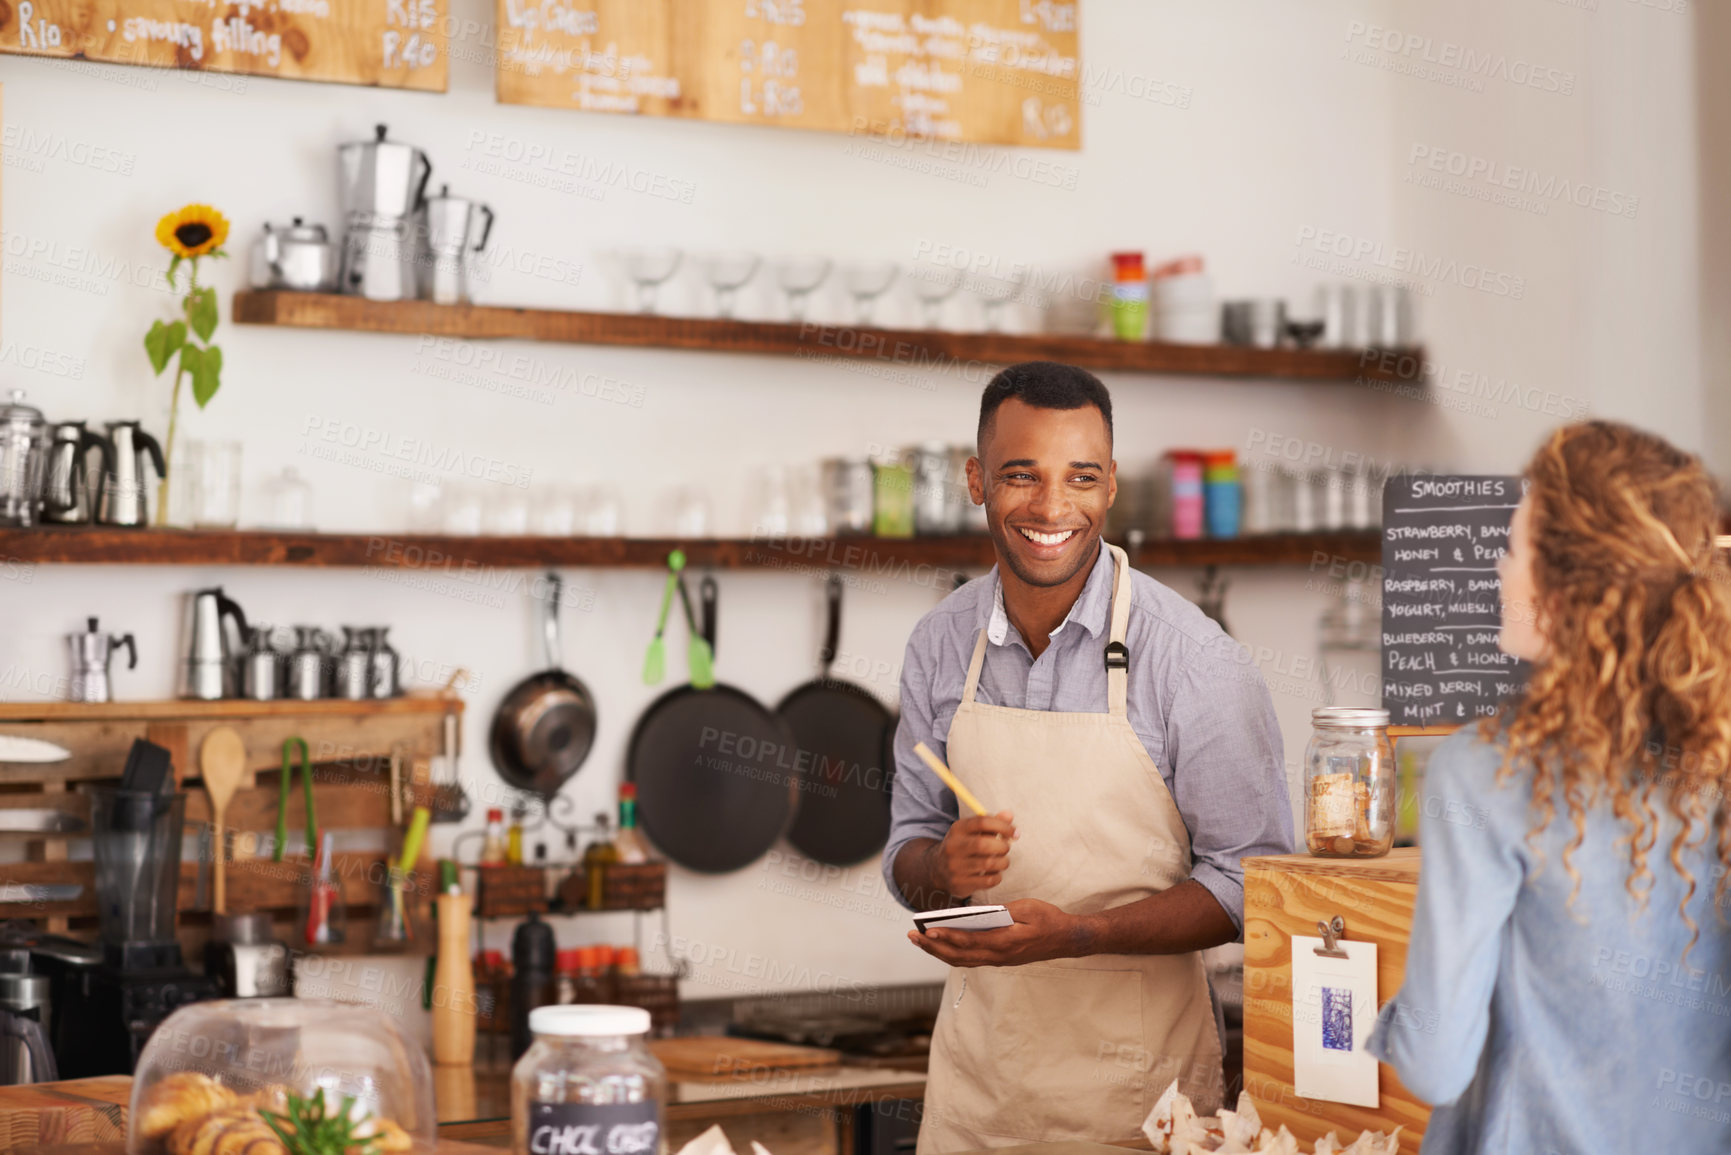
[489,573,597,798]
[627,576,796,873]
[776,575,897,866]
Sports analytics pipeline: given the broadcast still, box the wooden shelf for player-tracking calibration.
[0,528,1381,570]
[0,698,458,722]
[233,291,1422,384]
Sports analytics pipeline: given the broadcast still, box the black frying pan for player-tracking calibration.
[777,576,897,866]
[489,573,597,798]
[627,576,797,873]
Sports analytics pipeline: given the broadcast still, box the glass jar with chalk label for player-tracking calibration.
[512,1004,666,1155]
[1303,707,1395,859]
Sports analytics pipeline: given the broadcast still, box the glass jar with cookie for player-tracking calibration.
[1304,707,1396,858]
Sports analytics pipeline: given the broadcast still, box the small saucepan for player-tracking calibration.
[489,573,597,798]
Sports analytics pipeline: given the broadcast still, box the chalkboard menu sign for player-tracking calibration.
[495,0,1080,149]
[1381,475,1529,726]
[0,0,447,90]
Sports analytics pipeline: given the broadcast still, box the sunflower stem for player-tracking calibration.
[155,258,198,528]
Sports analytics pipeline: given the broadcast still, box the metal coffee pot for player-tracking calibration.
[250,219,339,292]
[68,617,137,705]
[0,391,48,528]
[421,185,495,305]
[338,124,432,302]
[334,627,373,701]
[95,421,164,528]
[178,587,249,700]
[285,626,333,700]
[40,422,110,526]
[241,625,285,701]
[368,627,400,699]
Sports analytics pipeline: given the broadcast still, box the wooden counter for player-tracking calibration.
[0,1065,926,1154]
[1242,850,1428,1148]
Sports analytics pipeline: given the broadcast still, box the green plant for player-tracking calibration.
[260,1089,380,1155]
[145,203,230,526]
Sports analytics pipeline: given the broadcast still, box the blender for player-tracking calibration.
[62,756,216,1074]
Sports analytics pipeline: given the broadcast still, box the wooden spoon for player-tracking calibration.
[200,727,248,916]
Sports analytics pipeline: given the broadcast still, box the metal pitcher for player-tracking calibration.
[96,421,164,528]
[40,422,110,526]
[68,617,137,704]
[241,625,285,701]
[333,627,373,701]
[285,626,333,700]
[178,587,249,700]
[368,626,400,699]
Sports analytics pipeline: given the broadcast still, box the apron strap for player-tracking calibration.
[1105,544,1132,717]
[961,627,990,706]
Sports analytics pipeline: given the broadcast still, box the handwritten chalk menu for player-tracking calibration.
[495,0,1080,149]
[0,0,447,90]
[1381,475,1530,725]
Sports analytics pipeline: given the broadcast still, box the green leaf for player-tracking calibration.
[192,344,222,409]
[144,320,186,376]
[188,287,219,342]
[165,254,182,290]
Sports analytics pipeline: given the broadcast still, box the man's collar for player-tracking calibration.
[982,542,1115,648]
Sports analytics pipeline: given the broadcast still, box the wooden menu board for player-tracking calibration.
[495,0,1080,149]
[1381,475,1529,726]
[0,0,447,90]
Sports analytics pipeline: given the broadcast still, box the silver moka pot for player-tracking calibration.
[68,618,137,704]
[338,124,432,301]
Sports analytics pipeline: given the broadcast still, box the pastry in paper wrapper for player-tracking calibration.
[1144,1080,1398,1154]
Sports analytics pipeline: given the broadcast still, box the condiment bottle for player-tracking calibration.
[555,949,580,1005]
[482,808,508,865]
[614,946,641,978]
[574,947,607,1004]
[583,814,618,910]
[506,804,525,866]
[615,785,650,865]
[511,1006,665,1155]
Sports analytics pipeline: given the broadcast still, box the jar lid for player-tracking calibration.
[1312,706,1390,729]
[531,1004,651,1037]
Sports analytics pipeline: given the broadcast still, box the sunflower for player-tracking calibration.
[155,204,230,259]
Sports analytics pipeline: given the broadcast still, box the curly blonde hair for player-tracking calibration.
[1481,421,1731,949]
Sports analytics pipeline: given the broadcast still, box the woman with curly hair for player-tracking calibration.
[1368,421,1731,1153]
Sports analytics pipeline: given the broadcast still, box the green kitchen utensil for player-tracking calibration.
[274,736,316,863]
[676,572,716,689]
[643,550,685,685]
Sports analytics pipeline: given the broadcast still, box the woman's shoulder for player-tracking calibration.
[1422,723,1533,829]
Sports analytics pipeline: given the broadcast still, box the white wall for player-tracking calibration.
[0,0,1711,1010]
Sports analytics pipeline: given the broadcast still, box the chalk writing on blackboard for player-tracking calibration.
[1381,475,1530,725]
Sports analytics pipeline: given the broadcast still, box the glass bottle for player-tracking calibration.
[583,814,618,910]
[615,785,649,865]
[507,804,525,866]
[1303,707,1396,858]
[482,808,508,866]
[511,1005,666,1155]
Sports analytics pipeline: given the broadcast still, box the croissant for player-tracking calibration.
[138,1073,241,1140]
[359,1117,413,1152]
[166,1107,285,1155]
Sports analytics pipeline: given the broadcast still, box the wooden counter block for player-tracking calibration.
[0,1076,128,1149]
[1242,850,1429,1149]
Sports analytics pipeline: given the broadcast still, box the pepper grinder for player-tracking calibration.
[509,911,557,1061]
[432,889,476,1065]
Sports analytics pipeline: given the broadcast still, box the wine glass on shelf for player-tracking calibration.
[844,262,899,325]
[972,264,1027,332]
[911,264,964,330]
[701,252,761,318]
[775,257,832,322]
[621,247,683,314]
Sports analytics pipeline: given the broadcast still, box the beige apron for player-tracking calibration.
[917,545,1223,1155]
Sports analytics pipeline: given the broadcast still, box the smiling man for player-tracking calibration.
[885,362,1294,1153]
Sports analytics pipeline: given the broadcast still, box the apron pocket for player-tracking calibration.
[981,964,1148,1141]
